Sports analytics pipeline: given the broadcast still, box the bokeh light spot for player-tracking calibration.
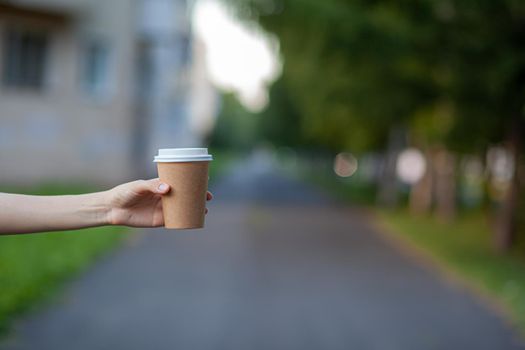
[396,148,426,184]
[334,152,358,177]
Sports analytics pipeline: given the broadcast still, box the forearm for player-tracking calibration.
[0,192,111,235]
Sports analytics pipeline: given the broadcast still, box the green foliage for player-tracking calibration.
[209,93,259,151]
[257,75,326,149]
[442,1,525,152]
[224,0,525,153]
[223,0,525,249]
[226,0,439,151]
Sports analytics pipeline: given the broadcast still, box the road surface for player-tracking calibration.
[1,156,523,350]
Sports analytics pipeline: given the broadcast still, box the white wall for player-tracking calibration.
[0,0,137,185]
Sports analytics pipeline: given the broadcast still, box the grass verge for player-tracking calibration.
[0,184,125,334]
[294,159,525,336]
[377,210,525,335]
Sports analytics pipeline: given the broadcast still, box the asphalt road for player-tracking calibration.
[2,157,524,350]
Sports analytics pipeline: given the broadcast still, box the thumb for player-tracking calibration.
[136,178,170,194]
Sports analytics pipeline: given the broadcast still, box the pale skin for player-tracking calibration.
[0,178,213,235]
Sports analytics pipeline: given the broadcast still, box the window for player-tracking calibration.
[82,41,111,97]
[2,27,49,89]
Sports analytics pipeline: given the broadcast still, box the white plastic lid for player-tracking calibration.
[153,148,213,162]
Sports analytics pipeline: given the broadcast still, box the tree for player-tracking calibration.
[224,0,525,251]
[209,93,259,151]
[443,1,525,251]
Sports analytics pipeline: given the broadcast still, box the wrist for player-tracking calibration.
[87,190,113,226]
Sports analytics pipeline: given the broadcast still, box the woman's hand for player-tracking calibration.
[0,178,213,235]
[106,178,213,227]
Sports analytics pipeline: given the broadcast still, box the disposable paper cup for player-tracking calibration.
[154,148,213,229]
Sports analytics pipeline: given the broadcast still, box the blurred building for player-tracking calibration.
[189,37,219,142]
[0,0,216,185]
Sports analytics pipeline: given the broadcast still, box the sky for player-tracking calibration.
[192,0,282,112]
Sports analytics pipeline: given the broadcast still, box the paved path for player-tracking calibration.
[2,157,524,350]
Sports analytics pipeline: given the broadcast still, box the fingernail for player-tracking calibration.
[158,183,168,192]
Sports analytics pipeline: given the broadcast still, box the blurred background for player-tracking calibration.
[0,0,525,349]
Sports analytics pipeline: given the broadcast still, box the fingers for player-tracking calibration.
[205,192,212,214]
[204,192,212,215]
[133,180,209,198]
[135,178,170,195]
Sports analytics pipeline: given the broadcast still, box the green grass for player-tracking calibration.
[296,162,525,335]
[378,210,525,334]
[0,184,125,333]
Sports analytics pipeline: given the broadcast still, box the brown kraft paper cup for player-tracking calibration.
[157,161,210,229]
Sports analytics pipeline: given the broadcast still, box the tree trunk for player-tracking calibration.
[409,149,433,216]
[434,148,457,223]
[494,124,521,253]
[378,126,405,208]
